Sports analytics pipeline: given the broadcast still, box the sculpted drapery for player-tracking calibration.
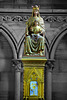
[24,5,45,56]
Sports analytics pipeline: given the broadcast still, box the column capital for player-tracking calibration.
[12,59,22,72]
[45,59,55,72]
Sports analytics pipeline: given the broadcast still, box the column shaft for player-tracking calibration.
[45,60,55,100]
[12,60,22,100]
[15,72,21,100]
[46,69,52,100]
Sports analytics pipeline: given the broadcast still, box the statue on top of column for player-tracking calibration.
[24,5,45,56]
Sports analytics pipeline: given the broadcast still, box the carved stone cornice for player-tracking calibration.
[0,15,67,23]
[12,59,22,72]
[45,59,55,72]
[0,15,30,22]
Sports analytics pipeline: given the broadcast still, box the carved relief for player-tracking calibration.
[0,15,67,22]
[45,60,55,72]
[23,67,44,99]
[12,60,22,71]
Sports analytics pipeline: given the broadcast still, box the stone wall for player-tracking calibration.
[0,9,67,100]
[0,33,14,100]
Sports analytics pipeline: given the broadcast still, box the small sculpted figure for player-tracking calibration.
[24,5,45,56]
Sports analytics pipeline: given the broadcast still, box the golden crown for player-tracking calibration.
[32,5,39,11]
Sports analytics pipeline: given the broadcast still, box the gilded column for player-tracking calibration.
[45,60,55,100]
[12,60,22,100]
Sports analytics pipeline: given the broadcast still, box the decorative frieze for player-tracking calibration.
[0,15,67,22]
[0,15,30,22]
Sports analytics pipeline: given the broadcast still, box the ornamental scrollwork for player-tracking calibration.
[56,16,65,22]
[0,15,67,22]
[0,15,30,22]
[44,16,56,22]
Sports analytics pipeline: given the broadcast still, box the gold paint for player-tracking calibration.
[24,5,45,56]
[22,57,47,100]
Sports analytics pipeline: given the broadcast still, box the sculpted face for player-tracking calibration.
[33,10,39,16]
[34,21,39,26]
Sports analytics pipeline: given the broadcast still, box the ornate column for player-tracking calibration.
[12,59,22,100]
[45,60,55,100]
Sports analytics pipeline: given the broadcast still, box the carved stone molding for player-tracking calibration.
[0,15,30,22]
[0,15,67,22]
[12,59,22,72]
[45,59,55,72]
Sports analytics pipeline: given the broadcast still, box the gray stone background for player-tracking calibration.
[0,0,67,100]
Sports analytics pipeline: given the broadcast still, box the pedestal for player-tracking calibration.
[22,56,47,100]
[12,58,55,100]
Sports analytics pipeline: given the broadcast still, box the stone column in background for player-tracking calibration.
[45,60,55,100]
[12,59,22,100]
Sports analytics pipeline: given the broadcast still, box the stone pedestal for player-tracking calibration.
[22,56,47,100]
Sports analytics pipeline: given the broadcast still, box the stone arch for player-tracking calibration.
[18,35,49,59]
[50,24,67,100]
[0,23,17,59]
[17,33,25,58]
[50,25,67,59]
[0,23,17,100]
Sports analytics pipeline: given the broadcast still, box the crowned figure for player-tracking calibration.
[24,5,45,56]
